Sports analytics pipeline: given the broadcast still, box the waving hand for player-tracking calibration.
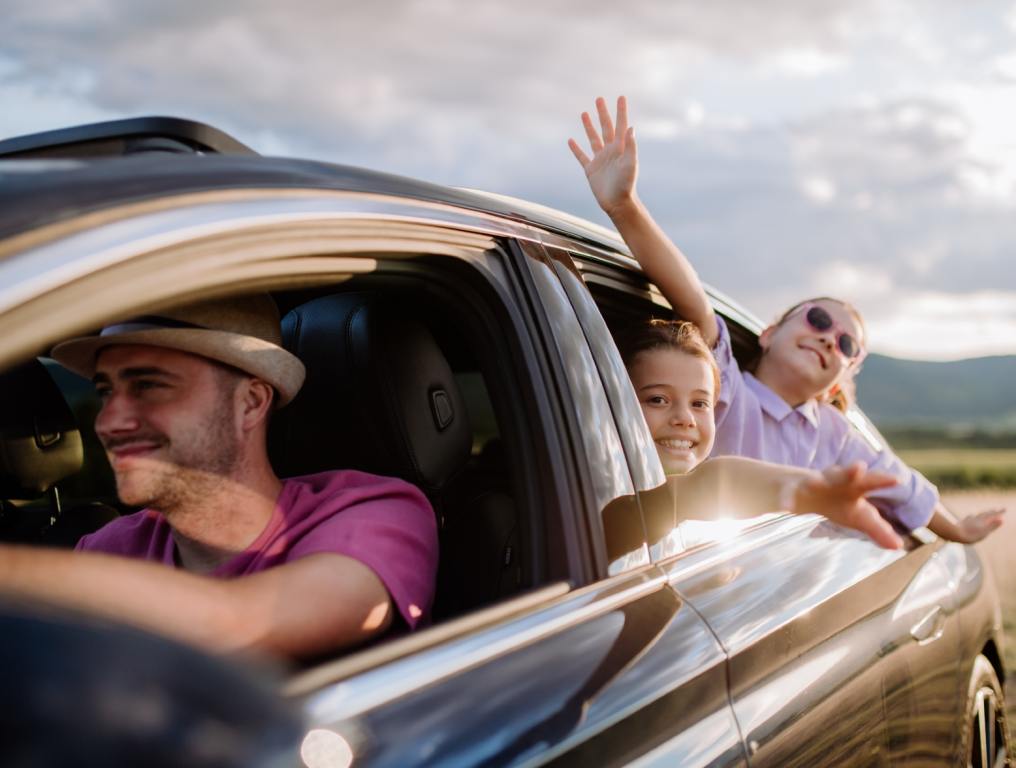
[568,96,638,218]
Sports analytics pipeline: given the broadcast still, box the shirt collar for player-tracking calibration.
[744,371,821,428]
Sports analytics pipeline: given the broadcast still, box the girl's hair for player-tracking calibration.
[618,319,721,398]
[760,296,866,413]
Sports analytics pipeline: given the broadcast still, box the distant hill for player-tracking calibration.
[856,353,1016,430]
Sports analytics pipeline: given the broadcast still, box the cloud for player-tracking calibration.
[0,0,869,153]
[3,0,1016,360]
[866,290,1016,360]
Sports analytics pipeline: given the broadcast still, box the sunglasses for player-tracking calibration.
[793,303,865,361]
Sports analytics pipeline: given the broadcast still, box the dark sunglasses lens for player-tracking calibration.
[838,334,860,359]
[805,306,833,331]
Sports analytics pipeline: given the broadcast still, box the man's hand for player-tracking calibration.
[568,96,639,218]
[791,462,903,550]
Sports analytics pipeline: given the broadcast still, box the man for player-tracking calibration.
[0,294,438,659]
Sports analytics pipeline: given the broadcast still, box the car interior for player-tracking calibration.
[0,271,546,644]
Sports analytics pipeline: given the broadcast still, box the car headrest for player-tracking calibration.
[0,360,84,499]
[270,293,472,493]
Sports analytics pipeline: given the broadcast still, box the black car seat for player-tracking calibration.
[0,359,118,546]
[269,292,519,618]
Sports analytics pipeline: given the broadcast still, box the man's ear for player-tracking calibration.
[239,378,275,431]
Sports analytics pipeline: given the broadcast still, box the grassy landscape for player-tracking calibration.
[897,448,1016,489]
[878,427,1016,489]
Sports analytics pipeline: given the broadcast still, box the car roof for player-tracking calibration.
[0,153,629,253]
[0,117,762,330]
[0,116,623,251]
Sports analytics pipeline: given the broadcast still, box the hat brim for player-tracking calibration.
[50,329,306,407]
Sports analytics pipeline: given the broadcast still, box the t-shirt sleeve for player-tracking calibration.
[833,421,938,531]
[288,480,438,630]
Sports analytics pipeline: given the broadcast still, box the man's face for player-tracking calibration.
[93,344,241,509]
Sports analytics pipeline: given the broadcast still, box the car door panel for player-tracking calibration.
[661,515,926,767]
[300,571,744,767]
[880,549,961,762]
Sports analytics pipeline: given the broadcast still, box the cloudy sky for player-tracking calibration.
[3,0,1016,360]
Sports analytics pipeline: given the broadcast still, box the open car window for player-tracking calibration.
[577,261,794,561]
[0,239,580,667]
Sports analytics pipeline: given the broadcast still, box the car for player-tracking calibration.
[0,117,1009,767]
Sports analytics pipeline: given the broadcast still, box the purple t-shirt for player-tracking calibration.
[710,316,937,531]
[76,470,438,629]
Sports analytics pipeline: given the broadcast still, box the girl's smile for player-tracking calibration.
[628,347,717,475]
[756,299,864,405]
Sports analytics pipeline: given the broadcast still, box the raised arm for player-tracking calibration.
[0,546,393,659]
[672,457,903,549]
[569,95,717,345]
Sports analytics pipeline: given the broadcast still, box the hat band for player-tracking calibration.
[100,316,208,336]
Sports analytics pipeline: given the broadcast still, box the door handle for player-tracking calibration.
[910,605,945,644]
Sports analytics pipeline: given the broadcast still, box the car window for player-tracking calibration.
[0,246,576,637]
[578,265,791,561]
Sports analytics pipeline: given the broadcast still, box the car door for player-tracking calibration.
[571,249,978,766]
[878,541,962,762]
[662,517,955,767]
[517,240,747,765]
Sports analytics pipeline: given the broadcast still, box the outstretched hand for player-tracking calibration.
[954,508,1005,544]
[791,461,903,550]
[568,96,639,218]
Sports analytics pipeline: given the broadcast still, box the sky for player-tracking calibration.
[3,0,1016,361]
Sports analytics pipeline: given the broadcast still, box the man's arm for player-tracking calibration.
[673,457,904,549]
[0,547,392,658]
[569,95,717,345]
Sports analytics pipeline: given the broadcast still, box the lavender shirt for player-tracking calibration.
[710,316,937,531]
[77,470,438,629]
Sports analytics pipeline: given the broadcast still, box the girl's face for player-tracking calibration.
[628,348,716,475]
[758,299,864,400]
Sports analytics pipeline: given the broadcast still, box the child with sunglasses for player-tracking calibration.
[569,96,1004,544]
[618,318,904,551]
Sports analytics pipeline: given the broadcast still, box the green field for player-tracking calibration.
[897,448,1016,489]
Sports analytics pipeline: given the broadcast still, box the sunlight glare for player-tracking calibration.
[301,729,354,768]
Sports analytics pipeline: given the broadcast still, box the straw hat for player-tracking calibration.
[50,294,306,406]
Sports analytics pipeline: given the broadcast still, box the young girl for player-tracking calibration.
[620,318,903,550]
[570,96,1003,544]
